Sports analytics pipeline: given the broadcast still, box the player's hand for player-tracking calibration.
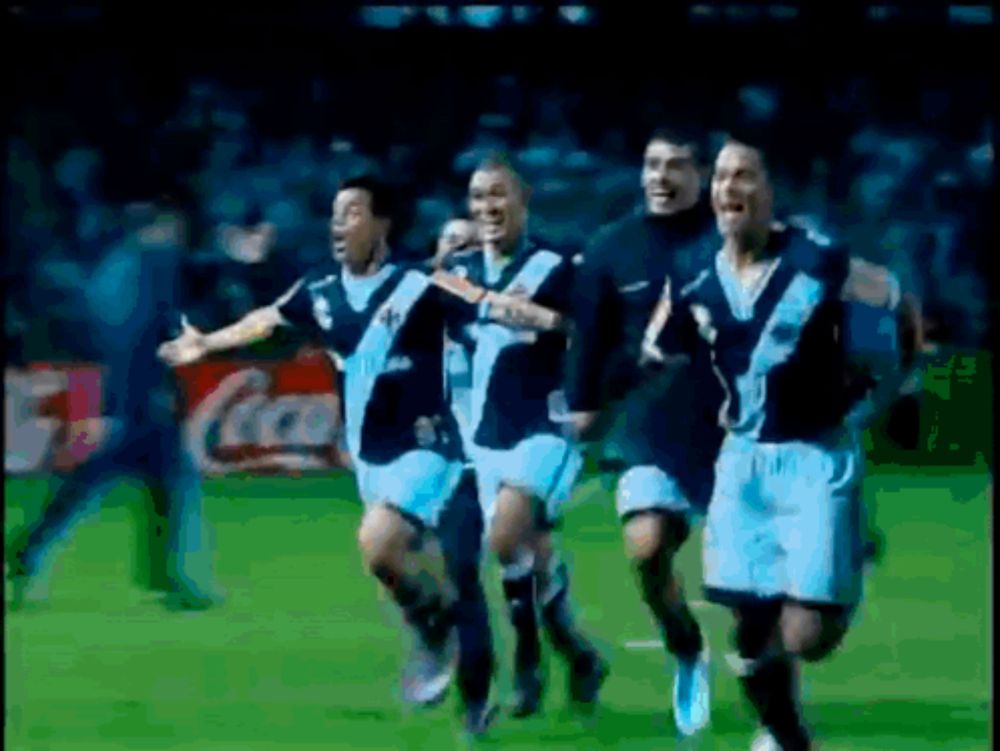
[158,337,206,366]
[567,411,599,441]
[158,322,207,367]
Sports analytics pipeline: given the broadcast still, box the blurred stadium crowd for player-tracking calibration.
[6,51,992,364]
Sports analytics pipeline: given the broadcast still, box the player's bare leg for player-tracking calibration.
[623,510,709,734]
[357,504,456,706]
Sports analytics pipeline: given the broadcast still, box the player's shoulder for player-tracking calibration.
[395,258,434,278]
[678,263,716,300]
[301,259,341,291]
[525,235,577,267]
[775,221,850,284]
[586,208,644,260]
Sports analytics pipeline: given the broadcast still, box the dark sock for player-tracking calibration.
[453,585,494,709]
[502,573,541,676]
[636,556,703,659]
[740,656,810,750]
[392,574,453,648]
[538,561,597,668]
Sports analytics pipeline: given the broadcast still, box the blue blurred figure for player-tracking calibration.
[6,190,221,612]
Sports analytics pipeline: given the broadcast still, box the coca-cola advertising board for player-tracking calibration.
[4,351,350,475]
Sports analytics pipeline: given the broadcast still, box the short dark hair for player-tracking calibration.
[716,126,782,179]
[647,126,704,162]
[472,152,529,196]
[339,174,398,221]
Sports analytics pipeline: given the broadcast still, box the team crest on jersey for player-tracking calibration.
[312,295,333,330]
[378,305,402,331]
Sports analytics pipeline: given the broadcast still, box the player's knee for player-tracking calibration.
[799,611,850,662]
[488,485,534,562]
[622,513,663,563]
[357,505,413,578]
[779,604,833,658]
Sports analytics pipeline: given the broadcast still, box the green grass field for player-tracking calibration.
[4,467,992,750]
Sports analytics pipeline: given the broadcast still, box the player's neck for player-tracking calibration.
[724,226,771,270]
[343,240,389,277]
[484,236,519,262]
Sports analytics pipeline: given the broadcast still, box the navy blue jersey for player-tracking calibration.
[87,235,187,429]
[565,202,718,411]
[275,259,463,466]
[444,237,575,451]
[655,224,892,443]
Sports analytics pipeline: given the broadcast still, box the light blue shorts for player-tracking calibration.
[354,450,465,528]
[703,432,865,606]
[616,464,709,520]
[473,433,583,529]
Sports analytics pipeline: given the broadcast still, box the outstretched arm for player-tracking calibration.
[159,277,310,366]
[158,305,287,366]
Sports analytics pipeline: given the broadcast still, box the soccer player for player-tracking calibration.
[643,135,917,750]
[444,155,607,718]
[564,128,721,736]
[6,190,221,612]
[160,176,518,735]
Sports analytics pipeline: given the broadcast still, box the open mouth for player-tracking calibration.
[650,188,678,201]
[719,201,746,220]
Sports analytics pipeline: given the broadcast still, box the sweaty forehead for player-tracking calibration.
[469,168,517,193]
[715,144,765,174]
[334,188,372,212]
[645,140,694,163]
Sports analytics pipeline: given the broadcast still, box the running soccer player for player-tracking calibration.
[444,155,607,718]
[564,128,721,736]
[160,176,499,735]
[7,190,221,612]
[643,135,919,750]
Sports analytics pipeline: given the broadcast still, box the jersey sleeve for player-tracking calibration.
[839,257,912,429]
[564,243,617,412]
[272,276,316,330]
[535,245,578,314]
[840,257,902,370]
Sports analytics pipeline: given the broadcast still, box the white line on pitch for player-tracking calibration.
[623,601,718,649]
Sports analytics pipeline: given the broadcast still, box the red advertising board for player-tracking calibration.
[4,350,350,475]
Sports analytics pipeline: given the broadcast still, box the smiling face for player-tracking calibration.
[710,141,774,239]
[467,166,527,252]
[641,139,701,216]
